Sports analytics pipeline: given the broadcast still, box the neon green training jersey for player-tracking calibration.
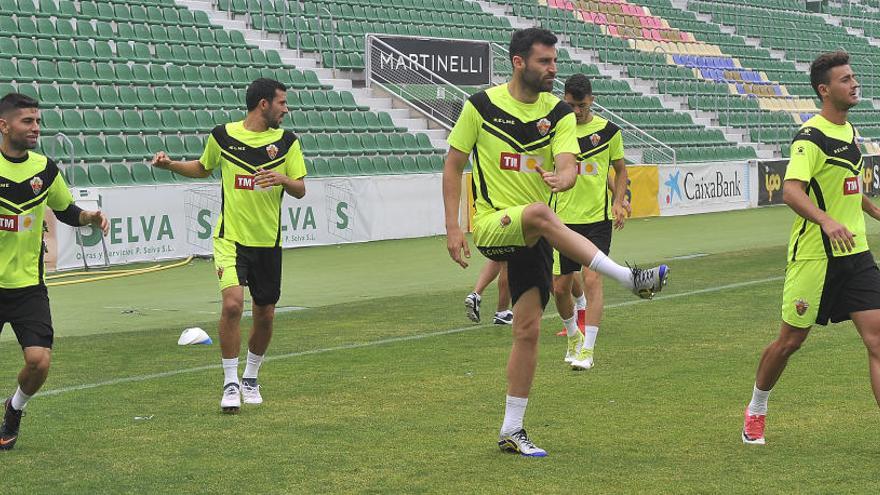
[447,83,579,219]
[199,121,307,248]
[786,114,867,261]
[552,115,623,224]
[0,151,74,288]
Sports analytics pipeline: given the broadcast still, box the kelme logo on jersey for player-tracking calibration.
[266,144,279,160]
[29,176,43,195]
[0,214,35,232]
[577,161,599,176]
[217,266,224,280]
[844,176,860,195]
[589,133,601,147]
[536,118,551,136]
[795,298,809,316]
[500,152,543,173]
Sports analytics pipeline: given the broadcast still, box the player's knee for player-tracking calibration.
[778,336,804,356]
[24,354,51,375]
[552,279,570,300]
[523,203,557,230]
[222,298,244,319]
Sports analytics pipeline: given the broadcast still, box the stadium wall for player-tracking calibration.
[50,174,445,270]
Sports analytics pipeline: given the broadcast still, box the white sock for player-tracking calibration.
[575,294,587,311]
[563,315,579,337]
[588,251,633,289]
[222,358,240,386]
[10,386,31,411]
[583,325,599,350]
[500,395,528,435]
[748,384,771,415]
[242,351,264,379]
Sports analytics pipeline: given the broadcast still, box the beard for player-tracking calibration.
[521,67,553,93]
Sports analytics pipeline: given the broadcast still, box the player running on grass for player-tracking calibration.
[0,93,108,450]
[742,51,880,445]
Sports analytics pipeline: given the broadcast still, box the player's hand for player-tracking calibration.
[446,226,470,269]
[254,168,287,188]
[85,210,109,235]
[612,200,631,230]
[535,165,565,192]
[820,217,856,252]
[151,151,172,169]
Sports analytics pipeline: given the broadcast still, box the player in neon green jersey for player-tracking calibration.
[151,79,306,413]
[443,28,669,457]
[552,74,631,370]
[0,93,108,450]
[743,52,880,445]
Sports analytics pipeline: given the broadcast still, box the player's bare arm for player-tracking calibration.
[861,193,880,222]
[254,169,305,198]
[610,158,630,230]
[442,147,471,269]
[783,179,855,252]
[150,151,211,178]
[536,152,577,193]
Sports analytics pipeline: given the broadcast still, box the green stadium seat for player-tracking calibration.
[110,163,135,185]
[87,164,113,185]
[67,165,91,186]
[131,163,156,184]
[152,166,177,183]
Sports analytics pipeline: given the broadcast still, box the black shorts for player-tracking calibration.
[0,285,54,348]
[479,238,552,309]
[556,220,612,276]
[215,238,283,306]
[817,251,880,325]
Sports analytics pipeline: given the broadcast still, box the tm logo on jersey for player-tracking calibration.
[844,176,860,195]
[235,174,256,190]
[500,152,543,173]
[0,214,35,232]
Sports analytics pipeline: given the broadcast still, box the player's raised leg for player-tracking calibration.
[520,203,668,298]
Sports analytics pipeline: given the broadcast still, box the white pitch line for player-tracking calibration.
[39,275,784,398]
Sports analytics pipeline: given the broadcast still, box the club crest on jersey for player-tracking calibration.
[795,298,809,316]
[536,118,551,136]
[589,133,601,147]
[29,176,43,195]
[266,144,279,160]
[500,214,511,228]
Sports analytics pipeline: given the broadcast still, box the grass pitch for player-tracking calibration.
[2,206,879,494]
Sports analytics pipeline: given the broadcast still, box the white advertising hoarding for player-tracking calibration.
[657,162,751,216]
[55,174,445,270]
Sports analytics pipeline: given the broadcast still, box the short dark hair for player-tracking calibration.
[810,51,850,100]
[509,28,557,63]
[0,93,39,118]
[245,78,287,111]
[564,74,592,100]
